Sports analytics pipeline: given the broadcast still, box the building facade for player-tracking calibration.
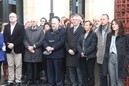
[0,0,16,24]
[0,0,115,24]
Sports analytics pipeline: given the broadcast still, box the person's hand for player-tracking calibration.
[81,52,85,57]
[46,46,52,52]
[28,46,34,51]
[68,49,75,55]
[30,49,35,53]
[46,46,54,52]
[28,46,35,53]
[7,43,14,49]
[51,47,54,51]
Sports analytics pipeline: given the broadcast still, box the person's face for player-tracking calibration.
[101,15,109,26]
[60,17,66,24]
[70,17,74,24]
[72,16,80,26]
[96,19,101,27]
[93,18,97,25]
[84,22,92,31]
[44,24,51,31]
[9,13,17,23]
[51,18,59,30]
[112,21,119,31]
[25,21,32,29]
[31,20,37,27]
[40,19,46,26]
[27,22,32,27]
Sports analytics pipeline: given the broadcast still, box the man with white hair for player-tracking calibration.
[24,18,44,85]
[65,14,84,86]
[3,12,25,86]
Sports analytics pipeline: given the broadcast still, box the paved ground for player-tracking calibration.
[0,83,72,86]
[0,79,72,86]
[0,63,100,86]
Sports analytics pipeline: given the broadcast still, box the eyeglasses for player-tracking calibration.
[9,16,16,18]
[40,20,46,22]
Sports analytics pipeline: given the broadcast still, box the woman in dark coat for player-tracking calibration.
[77,20,97,86]
[103,18,129,86]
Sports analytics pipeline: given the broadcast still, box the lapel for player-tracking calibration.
[107,33,112,48]
[7,24,11,36]
[83,30,92,42]
[70,27,74,35]
[73,26,80,35]
[85,30,92,40]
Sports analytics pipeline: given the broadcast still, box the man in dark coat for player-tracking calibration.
[3,12,25,86]
[43,16,66,86]
[65,14,84,86]
[24,18,44,85]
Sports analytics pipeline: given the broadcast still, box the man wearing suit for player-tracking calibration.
[3,12,25,86]
[65,14,84,86]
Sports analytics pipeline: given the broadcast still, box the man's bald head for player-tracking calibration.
[9,12,17,24]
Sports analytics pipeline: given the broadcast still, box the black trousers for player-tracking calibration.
[0,62,2,81]
[80,58,96,86]
[47,58,64,86]
[26,62,40,82]
[98,64,108,86]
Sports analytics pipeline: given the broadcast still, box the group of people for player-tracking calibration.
[0,12,129,86]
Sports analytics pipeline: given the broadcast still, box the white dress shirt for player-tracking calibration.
[10,23,16,35]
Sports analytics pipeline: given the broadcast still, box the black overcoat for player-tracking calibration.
[65,25,84,67]
[103,33,129,78]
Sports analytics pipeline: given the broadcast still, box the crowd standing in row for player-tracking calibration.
[0,12,129,86]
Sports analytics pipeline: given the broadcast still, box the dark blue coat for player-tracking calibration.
[43,28,66,58]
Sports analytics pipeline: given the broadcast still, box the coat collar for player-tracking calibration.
[71,25,82,35]
[29,25,38,31]
[9,22,18,36]
[98,23,111,33]
[50,28,61,35]
[83,30,93,39]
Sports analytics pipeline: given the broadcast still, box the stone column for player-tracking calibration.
[23,0,69,24]
[85,0,94,20]
[23,0,36,24]
[64,0,70,17]
[72,0,77,13]
[53,0,69,18]
[16,0,23,24]
[2,0,9,22]
[78,0,82,15]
